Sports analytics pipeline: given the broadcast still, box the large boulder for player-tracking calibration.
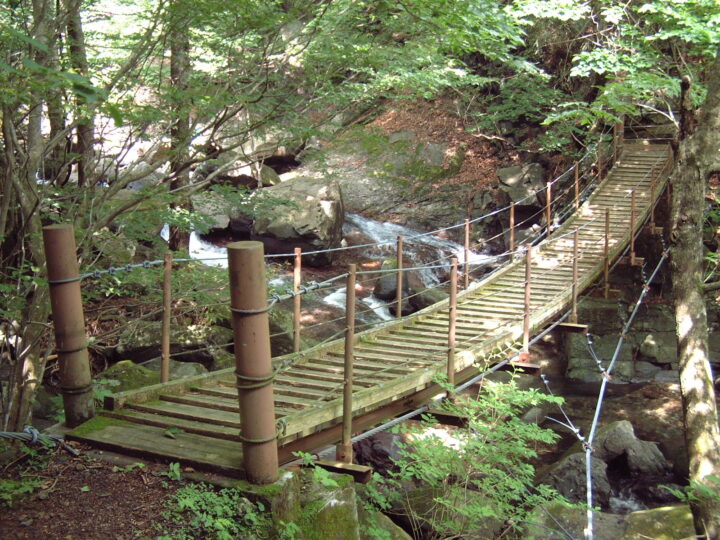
[250,177,344,267]
[541,452,612,508]
[113,320,233,368]
[497,163,546,206]
[590,420,670,476]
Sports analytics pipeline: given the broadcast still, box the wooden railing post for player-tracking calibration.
[228,241,278,485]
[509,202,515,254]
[523,245,532,353]
[613,115,624,163]
[42,224,95,428]
[571,229,579,324]
[649,166,657,230]
[293,247,302,353]
[464,219,470,290]
[545,182,553,237]
[161,252,172,383]
[604,209,610,299]
[395,235,404,318]
[337,264,356,463]
[630,190,637,266]
[447,258,457,397]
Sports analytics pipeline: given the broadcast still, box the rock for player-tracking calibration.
[592,421,669,476]
[541,452,611,507]
[113,321,233,367]
[391,486,504,539]
[250,177,344,267]
[143,359,208,379]
[257,164,281,186]
[409,287,449,312]
[32,386,63,421]
[522,503,626,540]
[654,370,680,383]
[638,333,676,364]
[497,163,545,206]
[122,161,165,191]
[620,504,695,540]
[191,191,231,229]
[358,505,412,540]
[95,360,160,394]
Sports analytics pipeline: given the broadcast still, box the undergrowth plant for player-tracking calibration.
[0,440,52,508]
[158,482,273,540]
[359,375,566,538]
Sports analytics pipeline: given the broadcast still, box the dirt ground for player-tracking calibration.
[0,444,182,539]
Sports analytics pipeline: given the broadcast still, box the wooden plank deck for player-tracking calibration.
[67,143,673,477]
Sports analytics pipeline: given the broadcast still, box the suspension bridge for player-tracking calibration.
[55,140,673,480]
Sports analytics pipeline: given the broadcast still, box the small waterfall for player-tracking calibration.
[160,224,227,267]
[343,213,495,287]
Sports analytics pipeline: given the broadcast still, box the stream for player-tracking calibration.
[165,213,498,323]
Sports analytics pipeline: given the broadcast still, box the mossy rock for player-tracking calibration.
[232,470,361,540]
[620,504,694,540]
[358,504,411,540]
[521,503,626,540]
[95,360,160,394]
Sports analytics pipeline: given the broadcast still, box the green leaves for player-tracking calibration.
[365,377,565,538]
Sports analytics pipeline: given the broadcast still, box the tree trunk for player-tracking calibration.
[65,0,94,188]
[670,58,720,538]
[168,0,192,252]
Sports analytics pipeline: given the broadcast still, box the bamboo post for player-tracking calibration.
[464,219,470,290]
[509,202,515,254]
[447,258,458,398]
[395,235,404,318]
[337,264,356,463]
[571,229,579,324]
[545,182,552,237]
[42,224,95,428]
[160,252,172,383]
[293,247,302,353]
[523,245,532,353]
[630,190,636,266]
[604,209,610,299]
[227,241,278,485]
[574,161,580,209]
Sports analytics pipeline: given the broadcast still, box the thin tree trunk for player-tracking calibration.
[65,0,94,188]
[168,0,191,252]
[670,63,720,538]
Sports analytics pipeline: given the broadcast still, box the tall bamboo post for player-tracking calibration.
[604,209,610,299]
[337,264,356,463]
[293,247,302,353]
[228,241,278,485]
[574,161,580,209]
[509,202,516,254]
[545,182,553,237]
[160,252,172,383]
[630,190,637,266]
[464,219,470,289]
[571,229,579,324]
[42,224,95,428]
[447,258,458,397]
[395,235,404,318]
[523,245,532,353]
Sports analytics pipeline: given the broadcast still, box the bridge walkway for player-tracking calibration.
[67,143,673,477]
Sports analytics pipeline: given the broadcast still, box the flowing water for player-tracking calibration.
[343,213,496,286]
